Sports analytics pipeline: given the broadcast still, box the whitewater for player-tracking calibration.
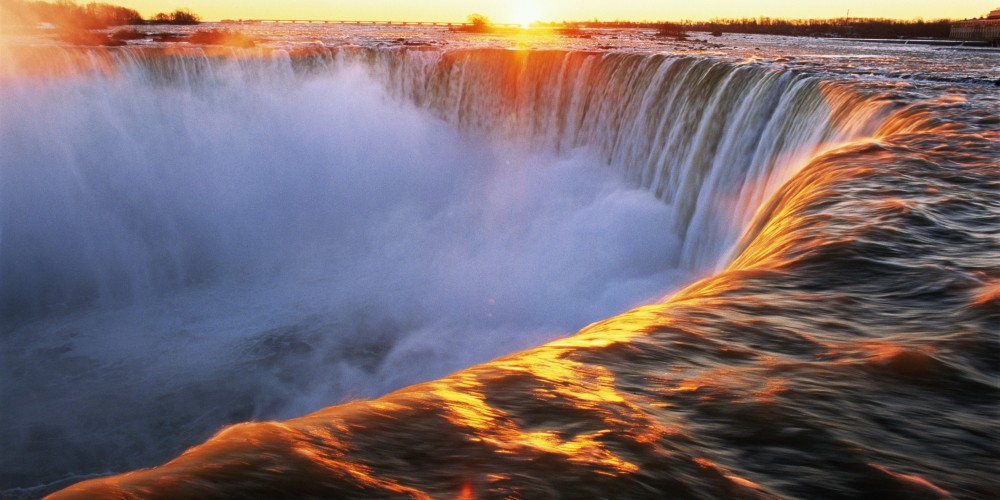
[1,25,997,498]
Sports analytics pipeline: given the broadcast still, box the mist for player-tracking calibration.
[0,60,699,490]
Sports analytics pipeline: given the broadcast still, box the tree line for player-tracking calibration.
[691,17,953,39]
[537,17,955,39]
[0,0,201,29]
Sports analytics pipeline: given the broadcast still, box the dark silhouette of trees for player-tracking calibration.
[148,8,200,25]
[0,0,208,46]
[655,22,687,40]
[536,17,954,39]
[81,2,141,26]
[468,14,490,29]
[454,13,493,33]
[0,0,143,29]
[693,17,952,39]
[0,1,205,29]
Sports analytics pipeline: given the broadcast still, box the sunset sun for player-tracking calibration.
[508,2,540,27]
[516,11,535,28]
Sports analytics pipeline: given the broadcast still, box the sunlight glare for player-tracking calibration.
[510,2,538,28]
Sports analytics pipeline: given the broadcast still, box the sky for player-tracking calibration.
[115,0,996,24]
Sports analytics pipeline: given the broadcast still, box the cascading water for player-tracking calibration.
[2,39,996,499]
[349,48,902,269]
[4,49,689,492]
[0,47,900,331]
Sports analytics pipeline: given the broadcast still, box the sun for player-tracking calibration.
[515,13,535,28]
[509,4,539,28]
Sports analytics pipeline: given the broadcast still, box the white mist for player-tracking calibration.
[0,59,690,489]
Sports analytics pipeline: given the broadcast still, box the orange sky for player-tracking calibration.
[116,0,993,23]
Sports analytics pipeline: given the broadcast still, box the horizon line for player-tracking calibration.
[203,15,967,24]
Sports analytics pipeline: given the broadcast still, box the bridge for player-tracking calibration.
[222,20,524,28]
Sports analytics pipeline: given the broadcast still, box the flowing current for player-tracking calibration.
[1,28,997,499]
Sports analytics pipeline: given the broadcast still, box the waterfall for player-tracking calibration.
[2,47,903,272]
[346,49,900,269]
[0,45,914,494]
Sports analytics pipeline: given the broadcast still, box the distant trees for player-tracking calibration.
[0,0,209,46]
[148,8,200,25]
[692,17,952,39]
[455,13,493,33]
[534,17,954,39]
[468,14,490,29]
[655,22,687,40]
[0,0,204,29]
[81,2,142,26]
[0,0,143,29]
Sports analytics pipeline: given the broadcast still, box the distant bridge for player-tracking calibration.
[224,20,524,28]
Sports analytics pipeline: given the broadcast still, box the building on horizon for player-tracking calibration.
[950,7,1000,43]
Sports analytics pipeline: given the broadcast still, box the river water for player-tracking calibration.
[1,25,997,498]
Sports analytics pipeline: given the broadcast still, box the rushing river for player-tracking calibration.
[1,25,997,499]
